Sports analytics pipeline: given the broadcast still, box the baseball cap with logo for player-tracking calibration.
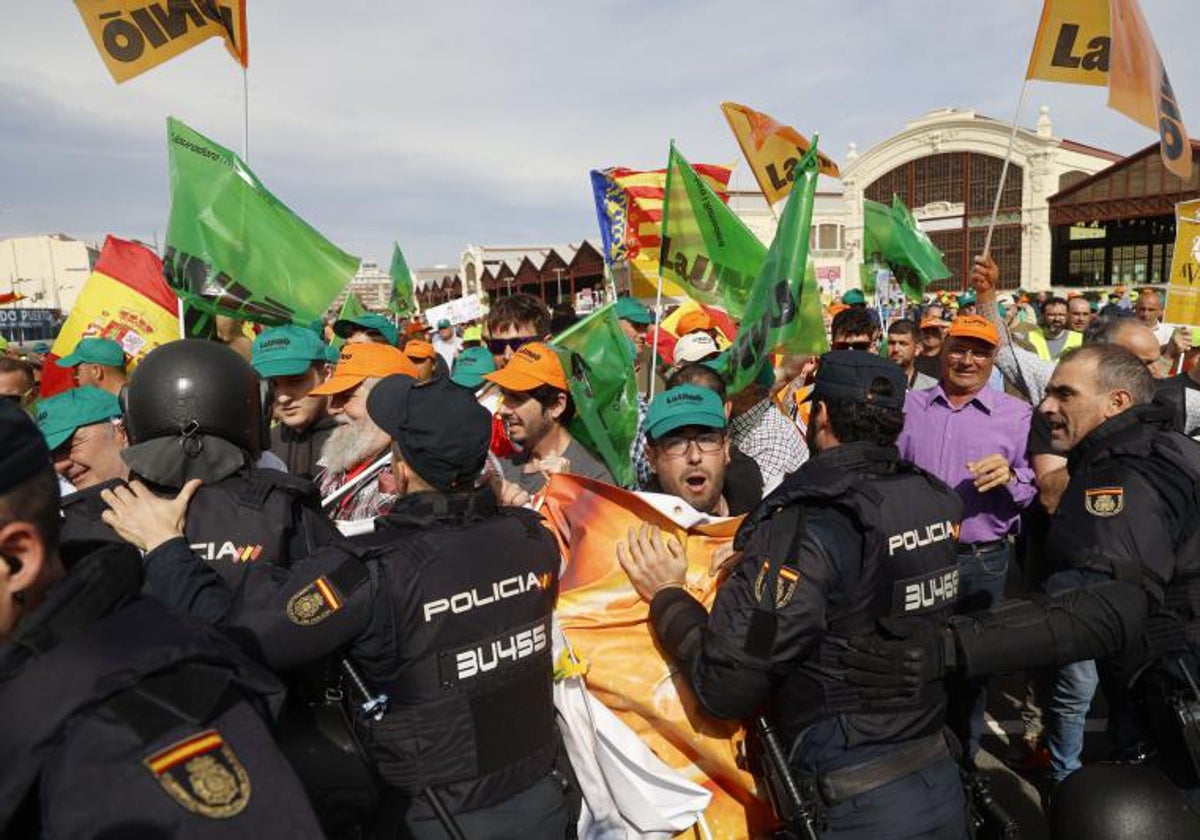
[676,309,714,336]
[450,346,497,389]
[35,386,123,451]
[251,325,329,378]
[56,337,126,369]
[804,350,906,411]
[332,313,399,346]
[309,343,417,396]
[404,339,437,361]
[614,297,654,326]
[483,342,569,392]
[946,314,999,347]
[673,332,720,364]
[644,385,727,441]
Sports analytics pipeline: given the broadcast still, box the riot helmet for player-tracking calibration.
[1049,764,1200,839]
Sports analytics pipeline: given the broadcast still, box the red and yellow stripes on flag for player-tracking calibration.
[604,164,733,298]
[41,236,180,398]
[1026,0,1192,179]
[74,0,248,84]
[721,101,841,206]
[145,729,225,774]
[539,474,777,838]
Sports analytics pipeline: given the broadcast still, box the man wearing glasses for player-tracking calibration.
[483,293,551,368]
[897,314,1035,767]
[639,385,733,517]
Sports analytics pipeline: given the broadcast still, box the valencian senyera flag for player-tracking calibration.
[164,117,359,326]
[41,236,180,398]
[550,305,639,489]
[74,0,248,84]
[726,140,826,393]
[660,143,768,318]
[388,243,415,316]
[538,474,778,838]
[1026,0,1191,179]
[720,101,841,205]
[590,163,733,299]
[862,194,951,300]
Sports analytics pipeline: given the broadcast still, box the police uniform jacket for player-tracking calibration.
[0,541,322,838]
[649,442,963,773]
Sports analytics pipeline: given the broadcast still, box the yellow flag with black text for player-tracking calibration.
[720,102,840,206]
[74,0,248,84]
[1165,199,1200,327]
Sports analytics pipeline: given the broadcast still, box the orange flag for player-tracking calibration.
[539,474,777,838]
[41,236,179,398]
[1026,0,1191,179]
[721,101,841,206]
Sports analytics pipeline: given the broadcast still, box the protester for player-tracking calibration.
[333,312,399,346]
[461,324,483,348]
[615,296,655,356]
[671,331,720,367]
[35,386,127,492]
[215,314,255,360]
[1028,296,1082,361]
[449,345,497,390]
[403,338,439,381]
[309,343,417,522]
[885,319,937,390]
[484,293,551,367]
[639,385,736,516]
[0,401,324,837]
[619,351,968,838]
[898,313,1035,765]
[915,313,949,379]
[727,361,808,495]
[484,342,612,499]
[431,318,462,368]
[1067,294,1094,334]
[830,306,879,351]
[1134,287,1174,347]
[251,325,338,480]
[54,337,128,395]
[0,357,35,410]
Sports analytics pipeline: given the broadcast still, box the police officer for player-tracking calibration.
[0,401,323,838]
[841,344,1200,822]
[618,352,968,838]
[103,374,570,839]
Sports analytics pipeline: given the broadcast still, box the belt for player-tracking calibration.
[956,539,1006,555]
[818,733,950,805]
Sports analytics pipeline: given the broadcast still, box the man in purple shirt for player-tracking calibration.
[898,313,1036,764]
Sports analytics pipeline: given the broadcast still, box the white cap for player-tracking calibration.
[673,332,720,364]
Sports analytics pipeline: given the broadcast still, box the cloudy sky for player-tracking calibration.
[3,1,1197,270]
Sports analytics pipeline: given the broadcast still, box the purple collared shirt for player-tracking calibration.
[898,384,1036,544]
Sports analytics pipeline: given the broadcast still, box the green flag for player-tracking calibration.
[388,242,415,315]
[659,144,767,318]
[164,117,359,326]
[862,195,951,300]
[550,304,639,488]
[331,293,367,348]
[726,140,826,393]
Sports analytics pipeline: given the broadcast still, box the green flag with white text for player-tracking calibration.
[389,243,416,315]
[862,195,950,300]
[726,140,826,393]
[164,117,359,326]
[550,304,639,488]
[659,144,767,318]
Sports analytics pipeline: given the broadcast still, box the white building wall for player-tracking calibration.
[0,234,97,312]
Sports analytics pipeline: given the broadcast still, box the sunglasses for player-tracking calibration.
[486,336,539,355]
[831,340,874,351]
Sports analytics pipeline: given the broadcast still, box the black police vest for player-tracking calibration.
[351,492,560,814]
[758,448,963,747]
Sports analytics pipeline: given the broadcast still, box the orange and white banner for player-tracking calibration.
[1165,199,1200,327]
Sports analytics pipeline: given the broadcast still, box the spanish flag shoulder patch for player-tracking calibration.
[286,575,343,625]
[143,729,251,818]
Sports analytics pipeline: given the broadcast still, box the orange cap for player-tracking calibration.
[827,303,850,318]
[404,339,436,360]
[676,309,714,336]
[482,342,568,392]
[919,316,950,331]
[946,315,999,347]
[309,343,417,395]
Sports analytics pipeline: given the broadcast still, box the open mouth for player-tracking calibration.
[683,474,709,493]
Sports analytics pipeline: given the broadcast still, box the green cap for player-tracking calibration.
[332,313,398,346]
[35,386,122,451]
[56,337,126,369]
[437,318,452,329]
[959,290,977,306]
[644,384,726,441]
[252,325,328,378]
[614,297,654,325]
[841,288,867,306]
[450,346,497,389]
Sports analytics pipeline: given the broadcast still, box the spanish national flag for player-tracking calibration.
[40,236,179,398]
[1026,0,1191,179]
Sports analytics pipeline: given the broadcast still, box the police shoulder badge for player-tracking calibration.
[143,729,251,818]
[753,559,800,608]
[1084,486,1124,517]
[286,575,343,625]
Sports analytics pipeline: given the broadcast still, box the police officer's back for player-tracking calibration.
[619,353,968,838]
[0,402,323,838]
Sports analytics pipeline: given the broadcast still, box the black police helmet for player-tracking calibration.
[1049,764,1200,839]
[123,339,263,454]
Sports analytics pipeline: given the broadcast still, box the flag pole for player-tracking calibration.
[982,80,1030,261]
[242,66,250,160]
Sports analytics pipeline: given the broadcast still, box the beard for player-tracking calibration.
[320,416,388,474]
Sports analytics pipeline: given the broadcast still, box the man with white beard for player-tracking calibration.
[309,343,417,522]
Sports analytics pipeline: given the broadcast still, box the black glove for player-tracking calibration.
[838,617,954,703]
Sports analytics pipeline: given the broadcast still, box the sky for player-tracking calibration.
[3,1,1198,271]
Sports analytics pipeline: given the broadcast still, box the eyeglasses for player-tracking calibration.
[656,430,725,457]
[945,346,995,362]
[832,340,874,351]
[486,336,539,355]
